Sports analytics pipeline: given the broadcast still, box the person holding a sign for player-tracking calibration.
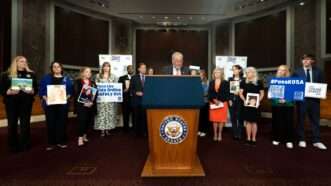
[239,67,264,146]
[293,54,327,150]
[74,67,97,146]
[208,68,230,142]
[0,56,37,152]
[94,62,118,137]
[270,65,295,149]
[228,64,245,141]
[39,62,73,151]
[130,63,148,137]
[161,51,189,75]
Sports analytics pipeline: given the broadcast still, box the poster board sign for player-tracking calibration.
[99,55,133,78]
[305,82,328,99]
[268,77,305,101]
[77,85,98,104]
[245,93,260,108]
[215,56,247,80]
[47,85,67,105]
[229,80,240,94]
[11,78,33,91]
[96,82,123,103]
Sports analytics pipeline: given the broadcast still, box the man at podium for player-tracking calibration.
[161,51,190,75]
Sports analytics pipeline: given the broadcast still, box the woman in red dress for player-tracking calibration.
[208,68,230,142]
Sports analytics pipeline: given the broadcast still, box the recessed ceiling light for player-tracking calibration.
[299,1,305,6]
[152,16,156,19]
[164,16,169,19]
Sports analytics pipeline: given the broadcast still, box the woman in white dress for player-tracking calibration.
[94,62,118,137]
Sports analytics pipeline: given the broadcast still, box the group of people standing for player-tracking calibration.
[0,52,328,153]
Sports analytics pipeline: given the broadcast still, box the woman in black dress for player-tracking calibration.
[239,67,264,146]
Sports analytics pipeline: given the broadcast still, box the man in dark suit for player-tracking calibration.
[161,51,190,75]
[118,65,134,132]
[293,54,327,150]
[130,63,147,136]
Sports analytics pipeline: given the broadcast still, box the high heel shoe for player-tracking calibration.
[78,137,84,147]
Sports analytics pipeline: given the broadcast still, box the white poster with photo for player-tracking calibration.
[215,56,247,80]
[245,93,260,108]
[99,54,133,78]
[96,82,123,103]
[46,85,67,105]
[305,82,328,99]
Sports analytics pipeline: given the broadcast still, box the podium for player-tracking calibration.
[141,75,205,177]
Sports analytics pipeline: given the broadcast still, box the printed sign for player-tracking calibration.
[11,78,33,91]
[305,82,328,99]
[47,85,67,105]
[96,83,123,103]
[268,77,305,101]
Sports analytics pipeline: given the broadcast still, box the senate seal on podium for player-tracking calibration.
[160,115,188,144]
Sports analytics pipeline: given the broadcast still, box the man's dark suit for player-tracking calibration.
[118,74,133,131]
[129,74,147,136]
[293,66,324,143]
[161,65,190,75]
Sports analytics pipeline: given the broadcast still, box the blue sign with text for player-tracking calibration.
[268,77,305,101]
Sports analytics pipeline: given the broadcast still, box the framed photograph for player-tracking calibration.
[11,78,33,91]
[78,85,98,104]
[229,80,240,94]
[47,85,67,105]
[245,93,260,108]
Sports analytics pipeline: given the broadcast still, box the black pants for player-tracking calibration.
[76,106,94,137]
[4,97,33,152]
[199,103,209,133]
[133,106,147,136]
[45,105,68,145]
[297,99,321,143]
[272,106,294,143]
[121,99,133,131]
[229,98,244,139]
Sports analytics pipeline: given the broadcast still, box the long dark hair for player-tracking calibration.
[232,64,243,78]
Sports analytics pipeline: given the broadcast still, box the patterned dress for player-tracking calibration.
[94,74,118,130]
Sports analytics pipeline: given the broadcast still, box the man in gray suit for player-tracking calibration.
[161,51,190,75]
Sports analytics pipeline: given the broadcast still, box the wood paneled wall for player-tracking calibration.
[136,30,209,74]
[235,11,286,68]
[55,6,109,68]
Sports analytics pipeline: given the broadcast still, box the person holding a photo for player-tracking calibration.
[293,54,327,150]
[74,67,97,146]
[94,62,118,137]
[271,65,295,149]
[228,64,244,141]
[0,56,37,152]
[208,68,230,142]
[239,67,264,146]
[39,61,73,151]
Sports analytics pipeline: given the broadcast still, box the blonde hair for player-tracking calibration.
[99,62,111,79]
[276,65,290,77]
[7,56,32,78]
[245,67,258,85]
[212,67,224,80]
[79,67,92,79]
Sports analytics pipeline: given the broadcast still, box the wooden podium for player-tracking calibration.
[141,76,205,177]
